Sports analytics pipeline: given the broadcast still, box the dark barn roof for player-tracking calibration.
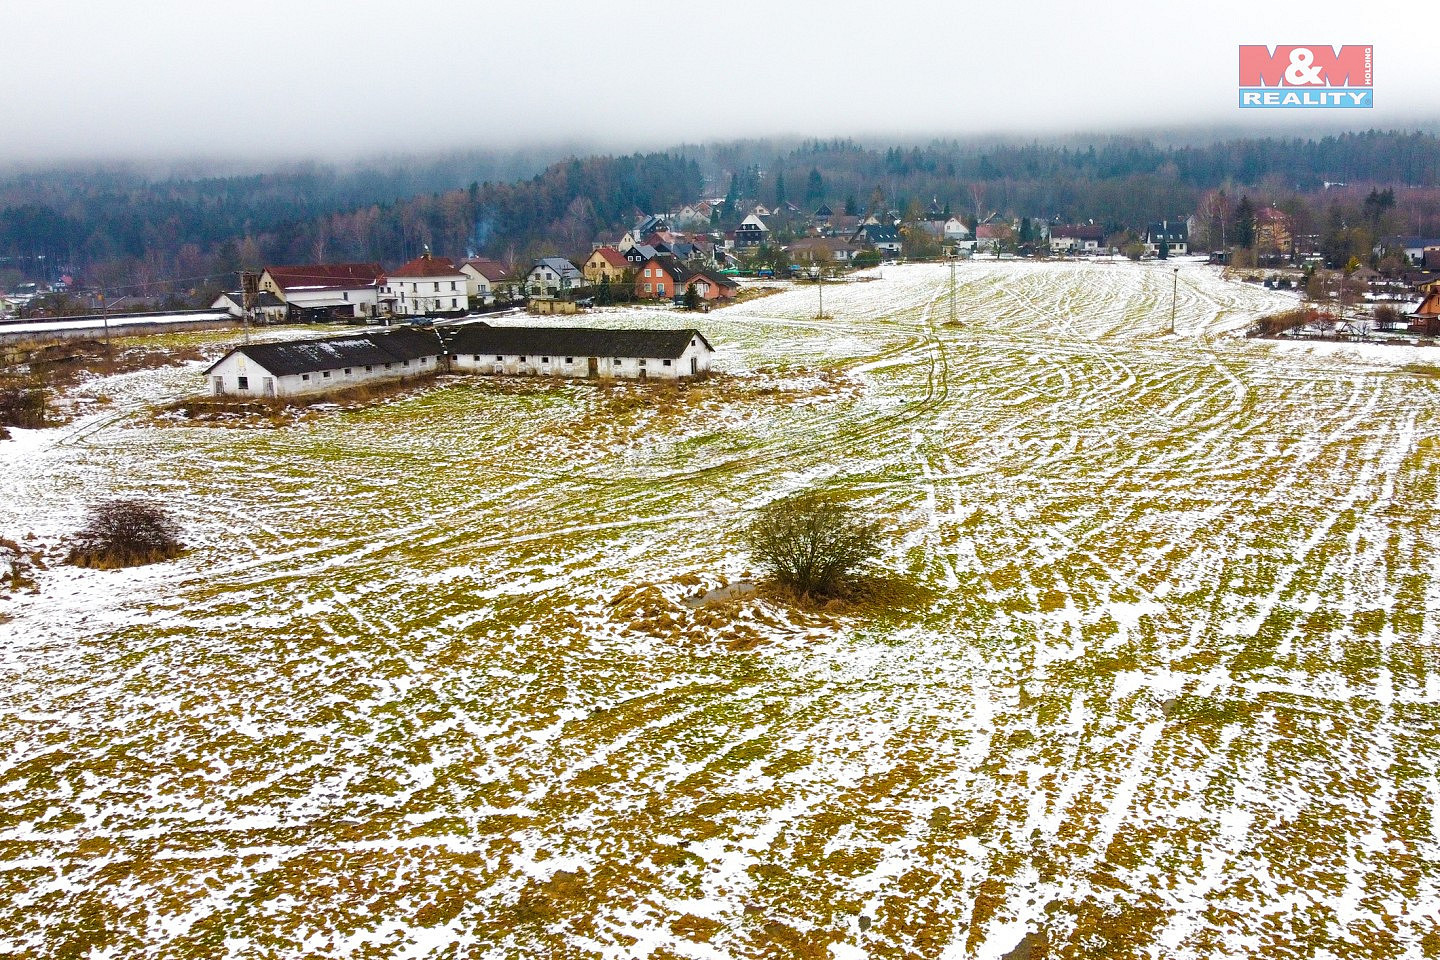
[440,325,712,359]
[205,328,442,377]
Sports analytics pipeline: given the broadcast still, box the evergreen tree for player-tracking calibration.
[806,168,825,205]
[1233,195,1256,248]
[774,173,787,210]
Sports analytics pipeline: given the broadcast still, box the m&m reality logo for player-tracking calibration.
[1238,45,1373,108]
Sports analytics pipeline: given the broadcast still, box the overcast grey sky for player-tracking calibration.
[4,0,1432,163]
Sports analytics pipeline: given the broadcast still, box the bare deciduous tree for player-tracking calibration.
[743,492,881,598]
[68,499,184,569]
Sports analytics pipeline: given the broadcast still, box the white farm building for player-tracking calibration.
[204,328,443,398]
[440,325,713,379]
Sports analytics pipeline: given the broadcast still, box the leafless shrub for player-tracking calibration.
[743,491,882,598]
[67,499,184,569]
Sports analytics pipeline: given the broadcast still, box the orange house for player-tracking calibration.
[636,255,738,301]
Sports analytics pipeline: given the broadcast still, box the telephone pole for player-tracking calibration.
[99,290,112,355]
[949,253,957,324]
[1170,266,1179,335]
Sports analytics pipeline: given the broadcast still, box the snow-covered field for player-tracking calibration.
[3,260,1439,959]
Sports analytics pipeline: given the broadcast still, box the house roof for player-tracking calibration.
[531,257,581,277]
[1414,290,1440,318]
[590,247,628,268]
[214,291,285,308]
[263,262,383,291]
[440,324,713,359]
[460,257,508,282]
[647,254,697,284]
[1051,224,1105,241]
[204,328,441,377]
[390,254,462,279]
[1147,220,1189,241]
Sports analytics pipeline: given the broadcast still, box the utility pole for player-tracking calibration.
[949,253,957,324]
[99,289,111,355]
[1171,266,1179,335]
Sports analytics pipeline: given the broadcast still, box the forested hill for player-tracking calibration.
[1,130,1438,299]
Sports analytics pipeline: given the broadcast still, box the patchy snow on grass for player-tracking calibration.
[2,261,1438,958]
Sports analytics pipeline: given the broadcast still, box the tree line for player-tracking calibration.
[2,130,1439,302]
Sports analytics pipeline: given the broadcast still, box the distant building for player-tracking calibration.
[583,247,631,285]
[1145,220,1190,257]
[441,324,714,379]
[258,262,385,321]
[856,224,902,257]
[525,257,584,298]
[734,214,770,250]
[1255,207,1294,258]
[211,290,287,322]
[636,255,737,301]
[943,217,971,241]
[384,254,468,316]
[787,237,864,264]
[1049,225,1105,255]
[459,257,508,305]
[204,328,443,397]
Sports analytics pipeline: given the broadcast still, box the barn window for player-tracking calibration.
[237,376,249,390]
[365,365,373,371]
[323,371,331,378]
[344,367,352,375]
[472,354,480,361]
[403,360,410,366]
[564,357,574,363]
[541,356,550,363]
[639,358,647,366]
[301,374,310,381]
[663,359,672,366]
[496,355,503,361]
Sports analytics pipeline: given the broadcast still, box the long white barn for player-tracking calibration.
[440,325,713,380]
[204,328,443,398]
[202,324,716,398]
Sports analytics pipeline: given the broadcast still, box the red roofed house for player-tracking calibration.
[583,247,630,285]
[637,255,738,302]
[258,262,385,321]
[459,257,508,305]
[384,252,469,317]
[1049,225,1105,255]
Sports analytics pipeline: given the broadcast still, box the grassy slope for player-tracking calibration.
[1,263,1438,959]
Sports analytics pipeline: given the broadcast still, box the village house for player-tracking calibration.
[441,324,714,379]
[211,290,288,322]
[635,254,737,302]
[734,214,770,250]
[583,247,630,285]
[1049,225,1106,255]
[526,257,584,297]
[854,224,902,258]
[458,257,508,306]
[943,217,972,241]
[623,243,660,267]
[204,328,442,398]
[1412,289,1440,336]
[257,262,385,321]
[787,237,863,264]
[1144,220,1190,257]
[384,253,468,316]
